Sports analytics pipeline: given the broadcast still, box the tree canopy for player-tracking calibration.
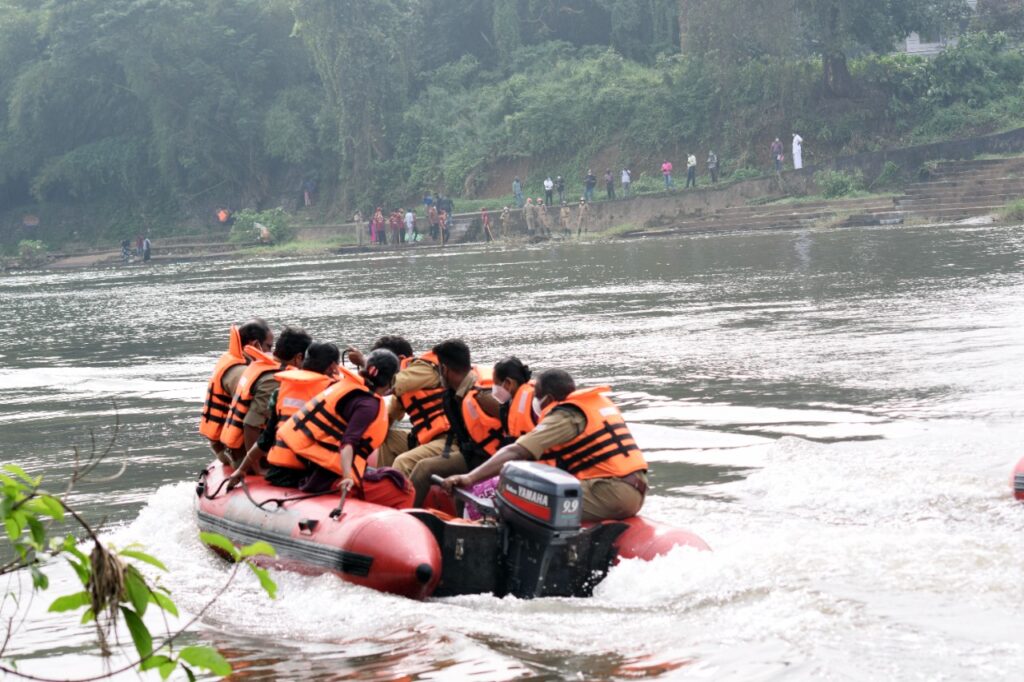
[0,0,1010,243]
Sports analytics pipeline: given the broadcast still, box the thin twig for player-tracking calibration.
[0,561,246,682]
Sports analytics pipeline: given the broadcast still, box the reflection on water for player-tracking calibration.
[2,223,1024,679]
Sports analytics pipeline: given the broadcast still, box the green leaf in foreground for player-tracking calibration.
[248,563,277,600]
[140,654,173,672]
[120,606,153,658]
[48,591,90,613]
[178,646,231,676]
[239,540,276,558]
[151,590,179,617]
[200,532,239,560]
[120,548,168,572]
[123,567,150,617]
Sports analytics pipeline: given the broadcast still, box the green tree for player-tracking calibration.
[794,0,972,95]
[290,0,415,208]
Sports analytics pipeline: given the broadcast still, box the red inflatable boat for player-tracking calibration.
[195,461,709,600]
[1012,456,1024,502]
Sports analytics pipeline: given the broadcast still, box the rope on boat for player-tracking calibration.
[239,477,336,511]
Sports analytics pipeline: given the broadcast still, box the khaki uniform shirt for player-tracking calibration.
[243,372,279,428]
[515,407,586,459]
[387,358,442,422]
[221,363,246,397]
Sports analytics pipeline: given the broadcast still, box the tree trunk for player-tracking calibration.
[678,0,694,53]
[822,52,852,97]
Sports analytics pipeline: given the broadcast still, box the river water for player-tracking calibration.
[2,223,1024,680]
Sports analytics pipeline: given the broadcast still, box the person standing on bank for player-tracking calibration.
[500,206,511,237]
[576,198,589,237]
[792,133,804,170]
[771,137,784,172]
[513,176,524,208]
[661,160,673,189]
[707,151,719,183]
[604,169,615,200]
[543,176,554,206]
[556,175,566,205]
[442,369,648,522]
[686,153,697,188]
[621,168,631,197]
[584,169,597,202]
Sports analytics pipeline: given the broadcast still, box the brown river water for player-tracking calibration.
[1,223,1024,680]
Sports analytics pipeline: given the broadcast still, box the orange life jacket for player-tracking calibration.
[539,387,646,480]
[397,351,449,445]
[265,369,337,470]
[502,381,537,438]
[219,346,286,449]
[276,369,387,482]
[459,378,507,457]
[217,209,230,223]
[198,326,248,441]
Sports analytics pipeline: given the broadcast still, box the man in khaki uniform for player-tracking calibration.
[500,206,511,238]
[558,204,571,237]
[239,327,312,454]
[575,198,589,237]
[442,369,647,521]
[344,335,419,467]
[523,197,536,233]
[394,339,481,506]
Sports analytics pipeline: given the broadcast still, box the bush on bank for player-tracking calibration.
[814,170,866,199]
[17,239,47,266]
[1001,198,1024,222]
[229,208,293,245]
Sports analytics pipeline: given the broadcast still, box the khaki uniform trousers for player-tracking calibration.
[392,436,469,507]
[377,427,414,468]
[580,472,647,522]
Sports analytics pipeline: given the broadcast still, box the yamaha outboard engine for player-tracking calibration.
[493,462,625,598]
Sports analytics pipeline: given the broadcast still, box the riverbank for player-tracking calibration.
[9,141,1024,273]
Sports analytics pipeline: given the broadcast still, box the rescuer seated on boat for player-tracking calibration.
[492,356,538,439]
[219,327,312,463]
[359,339,452,475]
[225,342,341,490]
[442,369,648,522]
[344,335,417,468]
[275,349,400,496]
[198,318,273,465]
[393,339,500,507]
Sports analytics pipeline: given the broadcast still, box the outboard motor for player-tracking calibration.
[493,462,626,598]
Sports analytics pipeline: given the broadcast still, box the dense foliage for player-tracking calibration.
[0,0,1020,244]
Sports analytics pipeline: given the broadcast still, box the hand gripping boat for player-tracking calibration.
[195,461,709,600]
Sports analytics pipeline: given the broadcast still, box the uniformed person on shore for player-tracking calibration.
[523,197,536,233]
[559,203,571,237]
[576,198,589,237]
[500,206,511,238]
[442,369,648,521]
